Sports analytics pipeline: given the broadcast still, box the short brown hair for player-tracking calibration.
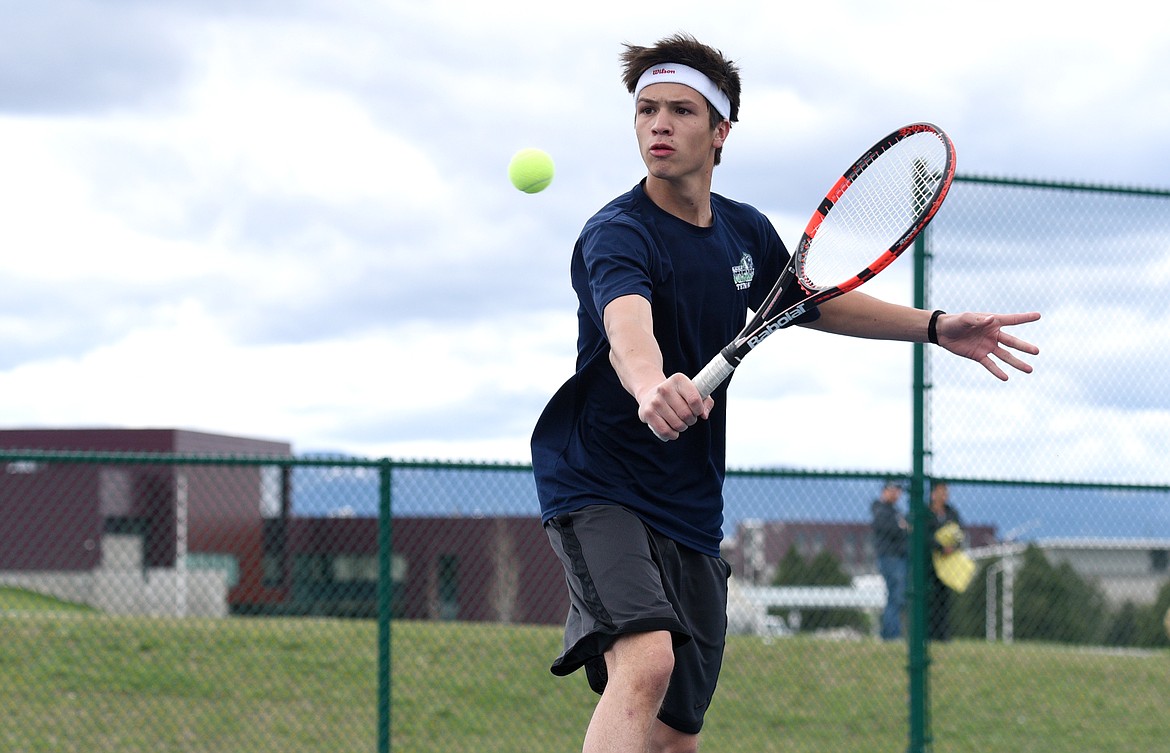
[620,33,741,164]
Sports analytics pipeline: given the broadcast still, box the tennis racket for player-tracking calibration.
[692,122,956,397]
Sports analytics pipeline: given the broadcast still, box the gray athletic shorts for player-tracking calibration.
[544,503,730,734]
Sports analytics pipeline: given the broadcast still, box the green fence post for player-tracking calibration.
[908,232,932,752]
[377,458,393,753]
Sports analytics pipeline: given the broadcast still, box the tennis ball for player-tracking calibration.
[508,148,554,194]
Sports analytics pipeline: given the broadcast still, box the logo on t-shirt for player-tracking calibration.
[732,253,755,290]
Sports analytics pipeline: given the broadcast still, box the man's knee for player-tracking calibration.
[608,631,675,697]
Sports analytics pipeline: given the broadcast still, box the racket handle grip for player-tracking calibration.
[692,355,736,399]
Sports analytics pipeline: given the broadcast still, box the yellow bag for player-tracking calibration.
[932,522,974,592]
[933,550,976,593]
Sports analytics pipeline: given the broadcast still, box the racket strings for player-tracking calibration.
[800,133,948,289]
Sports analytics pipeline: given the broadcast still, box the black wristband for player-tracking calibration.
[928,310,945,345]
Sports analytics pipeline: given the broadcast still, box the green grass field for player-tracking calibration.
[3,587,1167,752]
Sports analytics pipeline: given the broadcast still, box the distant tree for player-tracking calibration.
[1099,578,1170,648]
[773,546,811,587]
[1104,602,1141,647]
[804,550,852,588]
[771,547,866,633]
[1014,544,1108,645]
[945,550,1169,648]
[1134,578,1170,648]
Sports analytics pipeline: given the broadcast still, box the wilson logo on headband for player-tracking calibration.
[634,63,731,120]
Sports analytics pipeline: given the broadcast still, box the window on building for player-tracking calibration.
[99,469,133,517]
[294,554,331,584]
[391,553,408,584]
[1151,549,1169,573]
[842,533,857,564]
[261,518,286,587]
[260,465,283,518]
[5,461,43,474]
[333,555,378,583]
[262,554,282,587]
[438,555,459,620]
[188,553,239,588]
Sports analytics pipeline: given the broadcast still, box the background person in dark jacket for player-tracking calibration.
[871,480,908,640]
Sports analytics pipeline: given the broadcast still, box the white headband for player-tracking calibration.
[633,63,732,121]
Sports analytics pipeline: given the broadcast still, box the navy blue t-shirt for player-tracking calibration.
[531,181,816,557]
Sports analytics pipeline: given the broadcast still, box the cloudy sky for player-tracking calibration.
[2,1,1168,482]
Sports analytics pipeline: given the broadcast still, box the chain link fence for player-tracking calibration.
[0,448,388,753]
[2,177,1169,752]
[918,176,1170,751]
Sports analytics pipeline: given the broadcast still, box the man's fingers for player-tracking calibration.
[999,332,1040,356]
[643,375,714,441]
[996,348,1034,375]
[650,425,675,442]
[981,356,1009,382]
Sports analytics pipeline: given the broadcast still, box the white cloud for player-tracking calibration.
[0,0,1167,486]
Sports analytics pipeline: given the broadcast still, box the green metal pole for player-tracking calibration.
[907,232,932,753]
[377,458,394,753]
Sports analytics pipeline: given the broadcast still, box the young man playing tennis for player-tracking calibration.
[532,33,1040,753]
